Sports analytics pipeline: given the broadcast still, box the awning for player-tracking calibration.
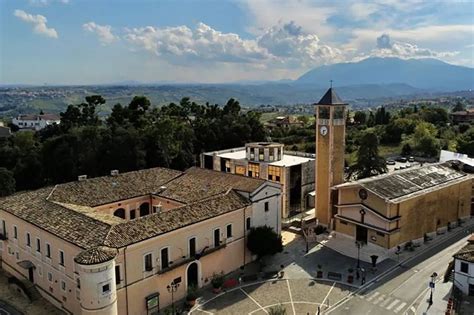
[17,260,35,269]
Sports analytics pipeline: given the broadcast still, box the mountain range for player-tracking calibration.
[296,57,474,91]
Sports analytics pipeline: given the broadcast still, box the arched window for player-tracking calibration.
[140,202,150,217]
[113,208,125,219]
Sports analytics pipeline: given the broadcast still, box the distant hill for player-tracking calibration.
[297,57,474,91]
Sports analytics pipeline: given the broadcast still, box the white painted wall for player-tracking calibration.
[454,258,474,295]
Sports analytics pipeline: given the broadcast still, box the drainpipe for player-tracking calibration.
[124,246,129,315]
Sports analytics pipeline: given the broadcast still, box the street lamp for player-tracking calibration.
[355,241,362,269]
[428,272,438,305]
[167,281,180,313]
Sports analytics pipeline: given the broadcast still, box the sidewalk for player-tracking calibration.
[415,280,452,315]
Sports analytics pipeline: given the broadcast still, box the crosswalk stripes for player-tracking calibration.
[394,302,407,313]
[360,291,407,313]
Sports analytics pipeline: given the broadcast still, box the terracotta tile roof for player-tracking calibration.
[0,188,112,249]
[74,246,117,265]
[159,167,265,203]
[454,243,474,263]
[0,167,262,250]
[48,167,183,207]
[104,190,249,247]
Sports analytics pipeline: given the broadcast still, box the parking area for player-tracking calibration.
[191,279,354,315]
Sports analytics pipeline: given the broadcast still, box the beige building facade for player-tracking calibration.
[201,142,315,218]
[0,167,281,314]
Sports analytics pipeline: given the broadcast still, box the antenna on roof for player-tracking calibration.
[330,79,333,88]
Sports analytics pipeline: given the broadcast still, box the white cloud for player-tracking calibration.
[13,9,58,38]
[29,0,69,5]
[83,22,118,45]
[124,22,270,64]
[370,33,458,59]
[124,21,342,68]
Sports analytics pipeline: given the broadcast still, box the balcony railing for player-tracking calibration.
[157,243,227,275]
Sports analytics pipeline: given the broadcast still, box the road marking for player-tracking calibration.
[286,280,296,315]
[239,288,269,314]
[372,294,385,305]
[321,282,336,308]
[394,301,406,313]
[379,297,392,307]
[386,299,400,310]
[196,308,213,315]
[366,292,379,302]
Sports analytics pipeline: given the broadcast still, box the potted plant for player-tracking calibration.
[211,272,224,293]
[316,264,323,278]
[186,284,198,307]
[347,268,354,283]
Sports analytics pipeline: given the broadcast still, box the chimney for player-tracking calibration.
[110,170,119,176]
[78,175,87,181]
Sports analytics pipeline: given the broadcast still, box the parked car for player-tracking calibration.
[408,156,415,162]
[386,159,396,165]
[396,157,407,163]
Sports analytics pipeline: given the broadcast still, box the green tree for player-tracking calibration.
[401,143,412,156]
[0,167,15,197]
[452,101,465,112]
[457,127,474,157]
[367,112,375,127]
[381,122,403,144]
[247,226,283,260]
[353,111,367,125]
[348,132,387,179]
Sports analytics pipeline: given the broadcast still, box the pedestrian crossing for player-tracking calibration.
[360,291,408,313]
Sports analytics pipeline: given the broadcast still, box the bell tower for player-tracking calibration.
[315,87,347,227]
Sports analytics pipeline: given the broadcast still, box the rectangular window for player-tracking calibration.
[214,229,220,247]
[226,224,233,238]
[189,237,196,257]
[76,278,81,289]
[26,233,31,247]
[144,253,153,272]
[59,250,65,266]
[461,262,469,273]
[36,238,41,253]
[469,284,474,296]
[259,153,264,161]
[268,166,281,182]
[1,220,5,235]
[48,272,53,282]
[102,283,110,294]
[115,265,121,285]
[246,218,251,231]
[61,280,66,292]
[130,210,136,220]
[248,163,260,178]
[13,226,17,239]
[46,243,51,258]
[160,248,169,270]
[318,106,330,119]
[264,202,269,212]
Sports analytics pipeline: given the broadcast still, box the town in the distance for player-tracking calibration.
[1,1,474,315]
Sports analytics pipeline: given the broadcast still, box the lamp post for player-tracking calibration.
[167,281,180,313]
[428,272,438,305]
[355,241,362,269]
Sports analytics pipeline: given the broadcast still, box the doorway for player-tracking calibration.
[187,262,198,289]
[356,225,368,243]
[28,267,34,283]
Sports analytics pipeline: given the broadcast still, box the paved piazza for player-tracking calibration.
[191,279,355,314]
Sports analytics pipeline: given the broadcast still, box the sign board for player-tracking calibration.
[429,282,435,288]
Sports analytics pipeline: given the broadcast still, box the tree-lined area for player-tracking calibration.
[0,96,472,196]
[0,96,265,195]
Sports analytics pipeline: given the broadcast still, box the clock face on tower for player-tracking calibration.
[320,126,328,136]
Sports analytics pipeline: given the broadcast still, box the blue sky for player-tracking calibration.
[1,0,473,85]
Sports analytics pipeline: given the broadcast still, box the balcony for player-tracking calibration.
[157,243,227,275]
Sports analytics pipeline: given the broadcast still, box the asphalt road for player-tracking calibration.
[327,228,473,315]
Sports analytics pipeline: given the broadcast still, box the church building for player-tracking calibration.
[314,88,473,252]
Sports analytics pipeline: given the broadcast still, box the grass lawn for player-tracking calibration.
[378,144,403,158]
